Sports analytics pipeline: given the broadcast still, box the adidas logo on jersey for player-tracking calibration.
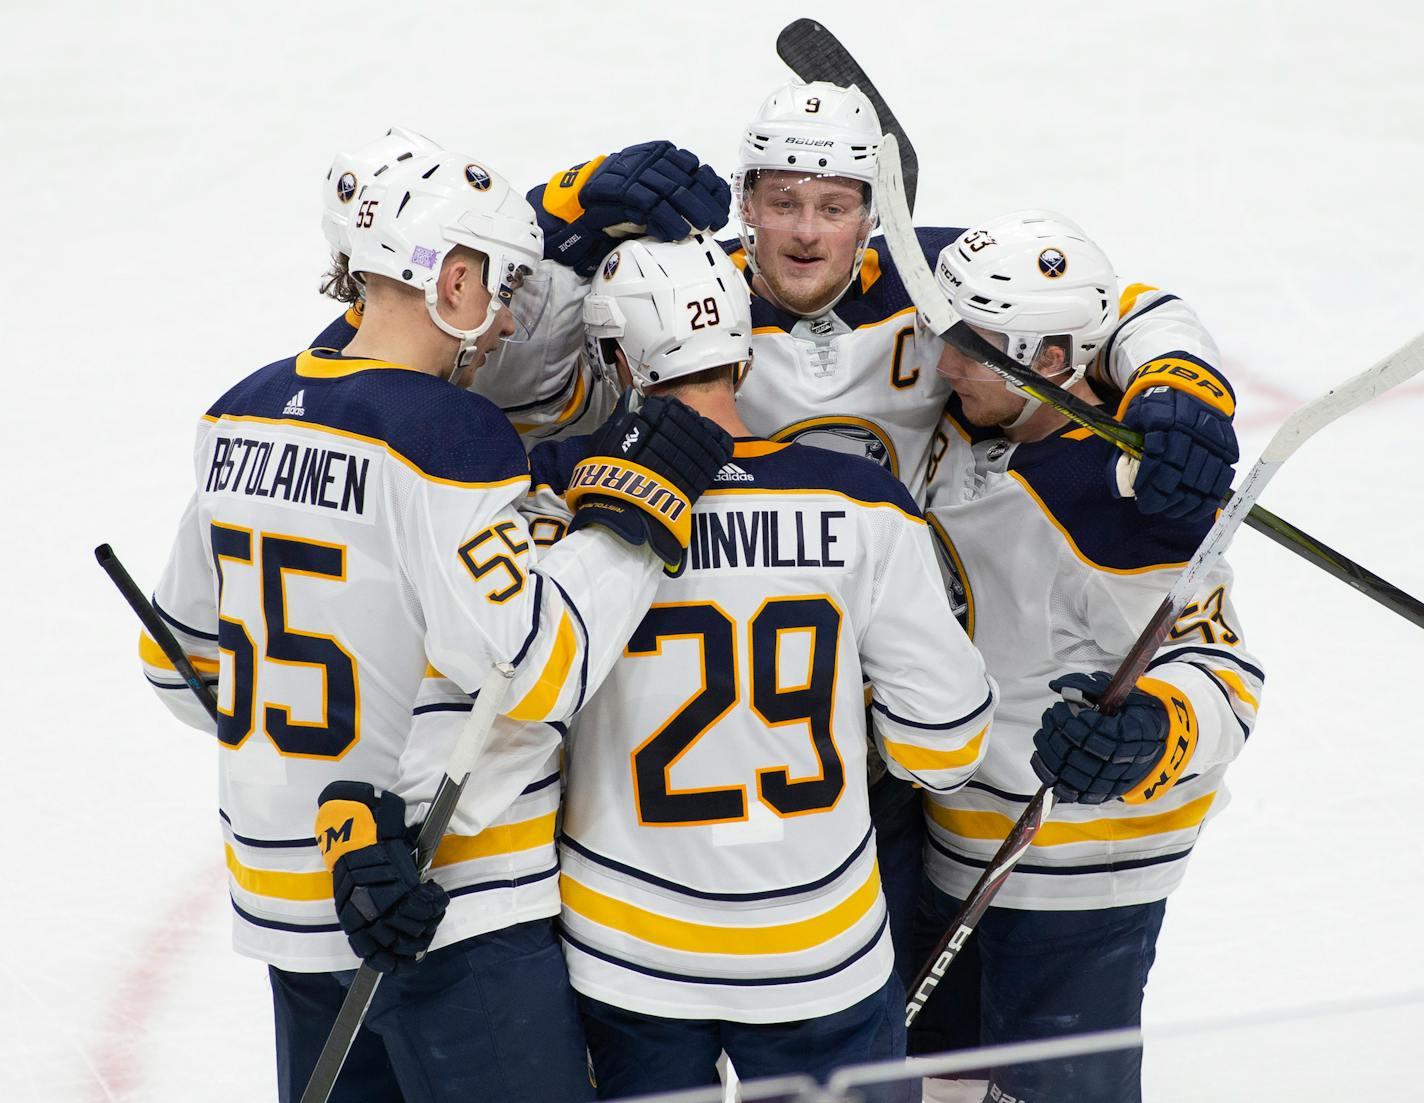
[716,462,754,483]
[283,390,306,417]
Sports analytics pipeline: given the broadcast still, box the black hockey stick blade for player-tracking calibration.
[96,543,220,721]
[775,18,919,213]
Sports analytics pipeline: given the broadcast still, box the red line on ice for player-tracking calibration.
[88,861,226,1102]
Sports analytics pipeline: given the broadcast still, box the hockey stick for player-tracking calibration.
[876,133,1424,631]
[904,321,1424,1028]
[95,543,220,722]
[775,18,919,214]
[299,661,517,1103]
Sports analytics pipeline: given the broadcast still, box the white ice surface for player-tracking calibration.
[4,1,1422,1099]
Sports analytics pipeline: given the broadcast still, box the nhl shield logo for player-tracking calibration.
[465,163,492,191]
[336,171,357,203]
[603,252,621,280]
[1037,248,1067,278]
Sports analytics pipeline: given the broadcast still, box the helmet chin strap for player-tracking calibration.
[425,285,504,383]
[742,221,875,320]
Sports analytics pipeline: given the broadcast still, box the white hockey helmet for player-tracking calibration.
[346,152,548,378]
[732,80,882,306]
[934,210,1117,424]
[321,126,441,258]
[582,234,753,394]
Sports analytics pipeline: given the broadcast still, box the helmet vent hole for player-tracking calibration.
[396,191,412,217]
[396,152,413,162]
[374,164,389,176]
[969,295,993,306]
[990,274,1011,281]
[421,163,440,179]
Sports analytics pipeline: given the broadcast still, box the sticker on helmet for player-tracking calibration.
[410,245,439,269]
[465,164,492,191]
[603,252,621,280]
[1038,248,1067,278]
[336,172,357,204]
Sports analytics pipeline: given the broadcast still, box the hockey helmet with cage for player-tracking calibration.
[321,126,441,259]
[934,210,1118,426]
[732,80,882,310]
[582,235,753,394]
[345,152,548,380]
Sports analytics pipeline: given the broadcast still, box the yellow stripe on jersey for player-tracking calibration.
[139,631,219,674]
[1008,470,1188,576]
[344,300,364,329]
[859,247,881,293]
[732,440,789,458]
[1210,666,1259,711]
[202,412,531,492]
[560,862,882,955]
[1062,427,1095,441]
[882,724,986,773]
[928,791,1216,846]
[1118,283,1159,317]
[431,811,557,867]
[507,609,579,722]
[512,366,590,436]
[225,845,332,901]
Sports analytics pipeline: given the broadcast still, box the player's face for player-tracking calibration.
[937,326,1028,428]
[743,171,871,316]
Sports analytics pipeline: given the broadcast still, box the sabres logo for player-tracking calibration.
[335,171,357,204]
[1037,248,1067,278]
[603,252,621,280]
[465,163,492,191]
[772,417,898,475]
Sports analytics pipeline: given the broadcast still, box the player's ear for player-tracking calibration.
[613,347,635,392]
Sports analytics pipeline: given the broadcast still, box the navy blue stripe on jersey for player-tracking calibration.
[232,898,343,934]
[206,351,529,488]
[927,833,1195,877]
[153,598,219,641]
[872,688,993,732]
[1191,666,1254,741]
[1146,645,1265,683]
[146,675,212,691]
[221,810,317,849]
[561,911,889,988]
[965,779,1036,803]
[1099,293,1181,375]
[562,826,875,904]
[447,863,559,900]
[412,701,473,716]
[1009,431,1211,571]
[509,572,546,670]
[522,771,560,796]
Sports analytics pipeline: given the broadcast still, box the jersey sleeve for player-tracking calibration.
[1093,287,1234,420]
[860,508,997,793]
[142,422,223,735]
[1079,558,1263,783]
[400,466,661,726]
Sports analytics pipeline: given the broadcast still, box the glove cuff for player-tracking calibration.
[540,155,609,225]
[1120,676,1199,804]
[566,457,693,549]
[1115,354,1236,420]
[315,798,382,872]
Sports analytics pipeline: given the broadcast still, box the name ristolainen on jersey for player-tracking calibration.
[205,430,375,520]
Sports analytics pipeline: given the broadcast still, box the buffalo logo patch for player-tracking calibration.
[465,163,492,191]
[1037,248,1067,278]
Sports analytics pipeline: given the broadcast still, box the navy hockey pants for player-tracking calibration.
[578,975,914,1102]
[908,882,1166,1103]
[269,917,594,1103]
[869,772,926,988]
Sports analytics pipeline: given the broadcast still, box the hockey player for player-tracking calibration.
[139,151,733,1103]
[312,133,731,445]
[910,212,1262,1103]
[519,235,997,1102]
[526,79,1242,988]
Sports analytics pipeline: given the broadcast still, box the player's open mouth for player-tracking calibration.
[784,253,824,269]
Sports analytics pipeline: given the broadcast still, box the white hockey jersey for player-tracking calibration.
[920,291,1263,910]
[523,437,997,1022]
[140,348,661,971]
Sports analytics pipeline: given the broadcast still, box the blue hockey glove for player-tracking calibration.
[314,781,447,974]
[531,140,732,276]
[1110,356,1239,521]
[566,390,733,569]
[1030,672,1197,805]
